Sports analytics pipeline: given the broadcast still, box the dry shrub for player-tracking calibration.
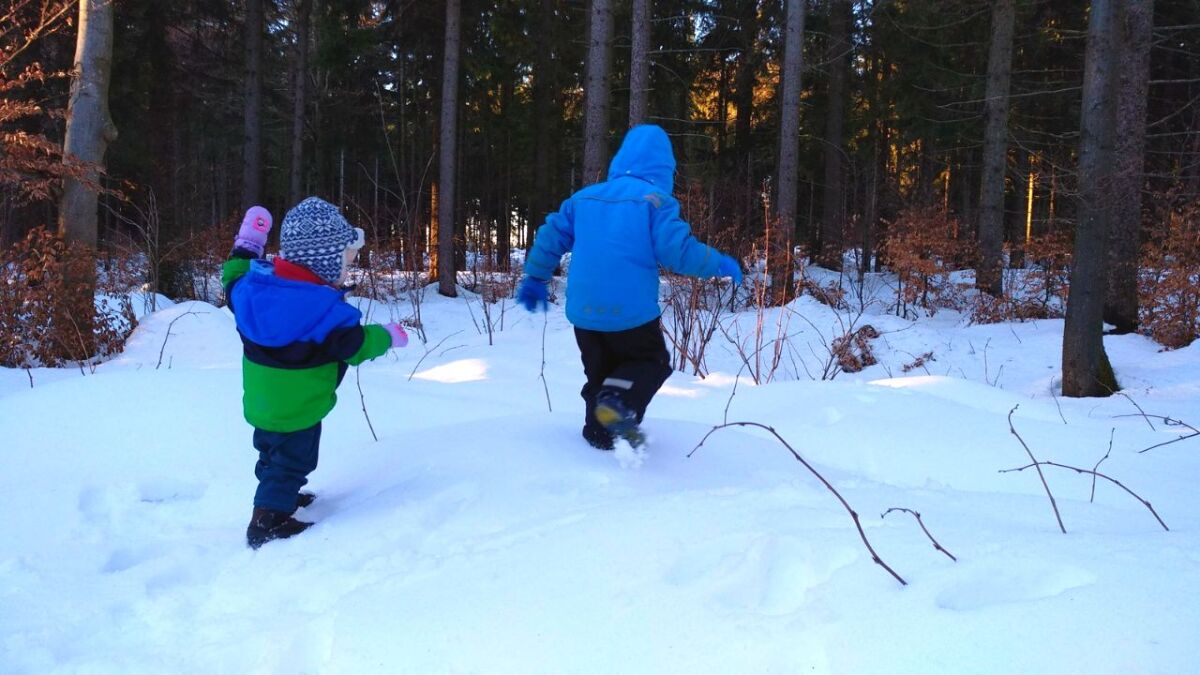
[0,226,136,368]
[881,206,971,317]
[1139,199,1200,349]
[901,350,936,373]
[970,232,1072,324]
[798,274,849,310]
[160,227,233,304]
[831,324,879,373]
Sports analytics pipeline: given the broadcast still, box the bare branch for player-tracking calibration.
[1007,405,1066,533]
[689,421,908,586]
[999,460,1169,532]
[882,508,958,561]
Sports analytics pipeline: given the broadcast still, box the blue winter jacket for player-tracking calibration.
[524,124,725,332]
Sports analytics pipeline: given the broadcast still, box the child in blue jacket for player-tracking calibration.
[518,125,742,449]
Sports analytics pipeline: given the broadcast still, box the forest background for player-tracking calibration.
[2,0,1198,394]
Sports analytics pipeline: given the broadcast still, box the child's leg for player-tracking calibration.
[595,318,672,421]
[574,327,619,448]
[251,422,321,513]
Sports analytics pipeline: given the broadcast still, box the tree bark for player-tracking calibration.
[243,0,264,209]
[733,0,758,228]
[437,0,461,297]
[772,0,806,304]
[976,0,1015,297]
[628,0,651,128]
[290,0,312,206]
[532,0,559,242]
[1062,0,1119,398]
[1104,0,1153,334]
[59,0,117,248]
[818,0,850,271]
[582,0,614,185]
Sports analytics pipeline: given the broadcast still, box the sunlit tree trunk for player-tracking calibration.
[437,0,461,297]
[582,0,613,184]
[977,0,1015,297]
[628,0,651,128]
[772,0,806,304]
[242,0,263,209]
[1063,0,1119,397]
[59,0,116,248]
[1105,0,1153,334]
[818,0,850,271]
[289,0,312,206]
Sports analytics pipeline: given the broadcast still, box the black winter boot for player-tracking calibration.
[582,425,615,451]
[594,390,646,449]
[295,491,316,509]
[246,507,312,549]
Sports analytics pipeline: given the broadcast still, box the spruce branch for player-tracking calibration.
[689,421,908,586]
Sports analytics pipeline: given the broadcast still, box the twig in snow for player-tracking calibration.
[723,362,749,425]
[881,508,957,561]
[539,311,552,412]
[1007,405,1066,533]
[999,460,1169,532]
[1117,392,1156,431]
[25,368,33,388]
[1112,413,1200,454]
[1051,389,1068,425]
[355,367,378,442]
[1090,429,1115,502]
[157,310,206,370]
[689,421,908,586]
[407,330,465,381]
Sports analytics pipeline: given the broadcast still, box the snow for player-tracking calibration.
[3,281,1200,674]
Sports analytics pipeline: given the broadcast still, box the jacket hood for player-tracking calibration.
[233,259,361,347]
[606,124,676,192]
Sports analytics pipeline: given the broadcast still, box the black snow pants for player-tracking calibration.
[574,317,673,447]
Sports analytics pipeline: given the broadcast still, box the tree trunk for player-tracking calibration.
[772,0,806,304]
[628,0,651,128]
[1104,0,1153,334]
[1062,0,1119,398]
[733,0,758,229]
[437,0,461,297]
[976,0,1015,297]
[532,0,558,242]
[818,0,850,271]
[582,0,614,184]
[59,0,117,248]
[290,0,312,206]
[243,0,264,209]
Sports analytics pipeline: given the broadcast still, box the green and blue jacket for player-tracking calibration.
[222,253,391,432]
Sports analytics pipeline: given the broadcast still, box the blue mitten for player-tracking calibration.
[517,276,549,312]
[717,255,743,286]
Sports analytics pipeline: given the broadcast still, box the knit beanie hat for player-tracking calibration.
[279,197,358,284]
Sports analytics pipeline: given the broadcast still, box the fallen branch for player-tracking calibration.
[1007,405,1066,533]
[999,461,1169,532]
[1117,392,1156,431]
[1111,414,1200,454]
[689,421,907,586]
[881,508,957,561]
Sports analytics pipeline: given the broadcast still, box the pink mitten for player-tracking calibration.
[234,205,273,257]
[384,322,409,349]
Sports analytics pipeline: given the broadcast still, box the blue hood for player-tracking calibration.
[231,260,362,347]
[606,125,676,192]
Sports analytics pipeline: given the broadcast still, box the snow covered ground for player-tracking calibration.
[2,279,1199,674]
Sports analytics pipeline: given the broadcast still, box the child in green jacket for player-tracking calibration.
[223,197,408,548]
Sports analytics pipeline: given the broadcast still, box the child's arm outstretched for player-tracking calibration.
[649,196,743,285]
[322,322,408,367]
[517,198,576,312]
[222,206,274,292]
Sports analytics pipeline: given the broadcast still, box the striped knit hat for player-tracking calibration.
[279,197,358,284]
